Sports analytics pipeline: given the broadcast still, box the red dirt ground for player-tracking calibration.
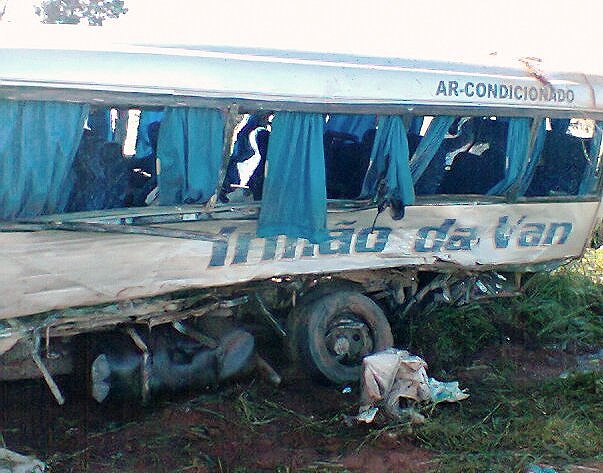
[1,370,434,473]
[1,345,601,473]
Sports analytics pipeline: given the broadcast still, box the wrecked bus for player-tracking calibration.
[1,29,602,403]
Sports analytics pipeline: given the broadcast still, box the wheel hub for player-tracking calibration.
[324,315,373,365]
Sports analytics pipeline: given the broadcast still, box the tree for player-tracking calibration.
[35,0,127,26]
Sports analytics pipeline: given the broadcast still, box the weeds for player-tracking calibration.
[415,370,603,472]
[400,256,603,374]
[399,250,603,472]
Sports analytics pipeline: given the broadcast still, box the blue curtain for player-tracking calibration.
[360,115,414,215]
[157,107,224,205]
[88,107,113,142]
[487,117,532,195]
[517,119,546,196]
[408,116,424,135]
[0,100,89,220]
[409,116,456,182]
[135,109,165,158]
[257,111,329,243]
[579,120,603,195]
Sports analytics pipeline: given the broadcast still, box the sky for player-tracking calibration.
[2,0,603,73]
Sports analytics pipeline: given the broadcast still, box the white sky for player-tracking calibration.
[2,0,603,73]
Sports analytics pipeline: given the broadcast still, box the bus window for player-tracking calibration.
[324,114,376,199]
[219,113,271,203]
[526,118,600,197]
[413,115,510,196]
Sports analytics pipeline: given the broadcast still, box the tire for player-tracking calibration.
[287,280,362,364]
[294,291,393,384]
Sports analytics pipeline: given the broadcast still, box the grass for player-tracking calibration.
[401,251,603,374]
[395,248,603,472]
[170,250,603,473]
[413,369,603,472]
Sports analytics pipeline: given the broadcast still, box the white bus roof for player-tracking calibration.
[0,25,602,115]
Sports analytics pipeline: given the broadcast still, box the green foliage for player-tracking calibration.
[396,251,603,471]
[415,370,603,472]
[35,0,127,26]
[401,301,499,374]
[399,259,603,373]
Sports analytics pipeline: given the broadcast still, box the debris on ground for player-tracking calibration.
[564,348,603,377]
[525,463,558,473]
[0,448,45,473]
[357,348,469,424]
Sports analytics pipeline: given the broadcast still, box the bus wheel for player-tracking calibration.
[295,291,393,384]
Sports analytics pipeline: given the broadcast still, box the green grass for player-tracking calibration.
[394,249,603,472]
[413,369,603,472]
[400,251,603,374]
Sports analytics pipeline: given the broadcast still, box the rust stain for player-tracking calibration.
[519,56,552,87]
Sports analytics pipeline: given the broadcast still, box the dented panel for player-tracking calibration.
[0,201,596,322]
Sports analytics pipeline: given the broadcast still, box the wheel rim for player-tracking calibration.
[324,312,374,366]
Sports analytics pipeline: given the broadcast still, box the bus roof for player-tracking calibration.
[0,25,601,115]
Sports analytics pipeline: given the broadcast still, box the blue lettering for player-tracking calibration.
[436,80,447,96]
[448,81,459,96]
[302,242,315,257]
[262,236,278,260]
[518,223,546,247]
[444,228,478,251]
[465,82,475,97]
[415,219,456,252]
[356,227,391,253]
[319,229,354,255]
[209,227,237,267]
[543,222,572,245]
[283,237,298,259]
[476,83,487,97]
[495,216,526,248]
[487,83,498,98]
[233,232,254,264]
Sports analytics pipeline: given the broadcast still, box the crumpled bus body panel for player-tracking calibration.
[1,201,596,322]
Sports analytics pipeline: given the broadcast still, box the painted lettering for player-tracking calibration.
[543,222,572,245]
[556,89,565,101]
[465,82,474,97]
[494,215,528,248]
[487,83,498,98]
[209,226,237,267]
[319,228,354,255]
[518,223,546,247]
[355,227,391,253]
[476,82,487,97]
[233,232,254,264]
[445,227,478,251]
[414,219,456,252]
[435,80,576,104]
[436,80,447,96]
[262,236,278,260]
[302,242,315,257]
[448,81,459,96]
[283,237,298,259]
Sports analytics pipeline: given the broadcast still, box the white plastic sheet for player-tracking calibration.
[0,448,45,473]
[357,348,469,423]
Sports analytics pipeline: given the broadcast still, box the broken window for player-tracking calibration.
[525,118,602,197]
[412,115,523,196]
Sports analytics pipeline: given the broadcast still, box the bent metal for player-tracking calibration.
[435,80,575,103]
